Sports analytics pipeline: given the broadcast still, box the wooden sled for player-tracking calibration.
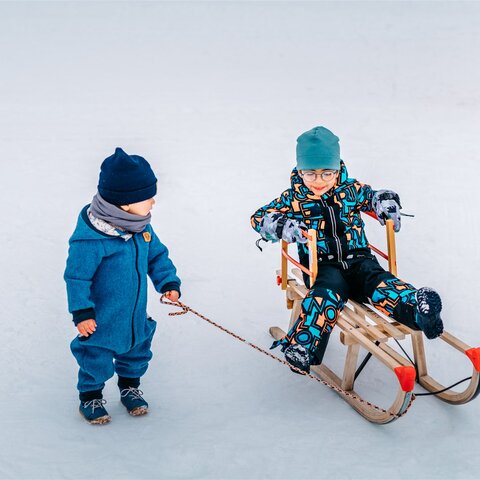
[270,218,480,424]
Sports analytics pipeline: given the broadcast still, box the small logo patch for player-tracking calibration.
[143,232,152,242]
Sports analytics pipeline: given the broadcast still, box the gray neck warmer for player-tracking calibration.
[89,193,151,233]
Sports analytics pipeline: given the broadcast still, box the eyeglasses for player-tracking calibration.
[300,170,338,182]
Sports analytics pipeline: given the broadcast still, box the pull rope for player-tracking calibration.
[160,296,415,419]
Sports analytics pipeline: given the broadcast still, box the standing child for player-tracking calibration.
[251,126,444,373]
[65,147,181,424]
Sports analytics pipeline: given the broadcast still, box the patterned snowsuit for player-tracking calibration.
[251,162,420,365]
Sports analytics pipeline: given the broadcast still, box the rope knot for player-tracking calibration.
[160,294,189,315]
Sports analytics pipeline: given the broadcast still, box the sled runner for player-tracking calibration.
[270,217,480,424]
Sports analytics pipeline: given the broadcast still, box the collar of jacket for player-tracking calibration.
[69,205,143,243]
[87,208,132,241]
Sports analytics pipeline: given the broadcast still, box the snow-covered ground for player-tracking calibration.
[1,2,479,479]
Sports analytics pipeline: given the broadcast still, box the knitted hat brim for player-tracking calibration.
[296,156,341,171]
[98,182,157,206]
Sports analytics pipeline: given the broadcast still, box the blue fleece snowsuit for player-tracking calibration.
[65,206,180,392]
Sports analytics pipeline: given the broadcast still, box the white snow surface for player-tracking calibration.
[1,2,479,479]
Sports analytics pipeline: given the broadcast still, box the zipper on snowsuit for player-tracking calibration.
[131,235,141,349]
[320,197,348,270]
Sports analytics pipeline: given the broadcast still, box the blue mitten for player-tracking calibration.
[259,212,307,244]
[372,190,402,232]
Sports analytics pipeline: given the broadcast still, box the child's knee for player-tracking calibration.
[370,277,416,306]
[305,287,345,314]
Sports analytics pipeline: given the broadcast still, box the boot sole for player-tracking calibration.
[416,288,442,315]
[284,346,311,374]
[416,289,443,339]
[79,411,112,425]
[128,406,148,416]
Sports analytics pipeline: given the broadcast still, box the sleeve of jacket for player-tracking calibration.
[355,182,377,213]
[250,189,293,234]
[147,228,181,295]
[64,239,105,323]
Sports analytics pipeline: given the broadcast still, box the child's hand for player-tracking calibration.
[77,319,97,337]
[259,212,307,244]
[372,189,402,232]
[282,218,308,244]
[164,290,180,302]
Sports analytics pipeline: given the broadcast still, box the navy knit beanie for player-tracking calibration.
[296,126,341,171]
[98,148,157,205]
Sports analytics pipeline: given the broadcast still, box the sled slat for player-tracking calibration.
[391,322,415,335]
[340,309,388,342]
[375,321,406,340]
[292,268,304,282]
[337,317,371,342]
[289,282,309,299]
[349,300,406,340]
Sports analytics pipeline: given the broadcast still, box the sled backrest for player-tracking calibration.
[279,215,397,289]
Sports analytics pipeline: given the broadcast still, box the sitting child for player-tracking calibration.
[251,126,443,373]
[65,147,181,424]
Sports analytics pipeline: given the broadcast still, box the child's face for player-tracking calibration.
[120,197,156,216]
[300,169,339,196]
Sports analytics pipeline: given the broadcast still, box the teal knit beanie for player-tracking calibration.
[296,126,341,171]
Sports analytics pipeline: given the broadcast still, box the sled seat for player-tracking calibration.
[276,263,416,395]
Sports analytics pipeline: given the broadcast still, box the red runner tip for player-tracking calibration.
[465,348,480,372]
[394,366,416,392]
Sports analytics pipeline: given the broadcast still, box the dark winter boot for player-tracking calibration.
[120,387,149,416]
[284,344,313,374]
[415,287,444,340]
[79,391,111,425]
[117,376,148,416]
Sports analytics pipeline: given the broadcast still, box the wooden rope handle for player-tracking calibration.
[385,219,397,276]
[307,228,317,286]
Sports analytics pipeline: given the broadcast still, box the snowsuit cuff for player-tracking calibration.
[160,282,181,298]
[79,389,103,401]
[118,376,141,389]
[72,308,96,326]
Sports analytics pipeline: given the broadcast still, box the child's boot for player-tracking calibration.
[283,344,313,374]
[79,391,111,425]
[415,287,444,340]
[118,377,148,416]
